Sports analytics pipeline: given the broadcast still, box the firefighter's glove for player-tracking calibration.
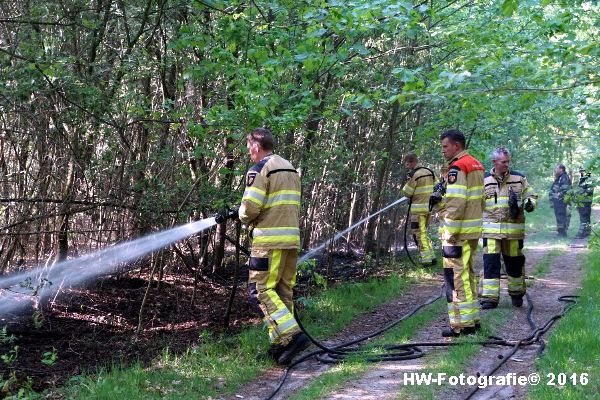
[215,208,239,224]
[508,189,520,219]
[523,198,534,213]
[428,193,442,211]
[429,180,446,211]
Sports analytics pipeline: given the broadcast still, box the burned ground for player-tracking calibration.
[0,249,387,396]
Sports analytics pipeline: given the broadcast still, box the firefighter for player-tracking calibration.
[574,168,594,239]
[434,129,485,337]
[549,164,572,237]
[237,128,308,365]
[480,148,537,309]
[402,153,436,265]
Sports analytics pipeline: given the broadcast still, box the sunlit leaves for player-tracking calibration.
[501,0,519,16]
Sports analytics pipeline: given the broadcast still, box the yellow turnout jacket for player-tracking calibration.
[402,165,435,214]
[239,154,301,250]
[438,150,485,242]
[482,168,537,240]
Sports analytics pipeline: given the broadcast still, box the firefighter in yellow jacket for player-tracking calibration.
[238,128,309,365]
[435,129,485,337]
[480,148,537,309]
[402,153,435,265]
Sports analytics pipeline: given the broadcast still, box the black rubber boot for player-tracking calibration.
[277,333,311,365]
[511,295,524,307]
[441,328,460,337]
[441,324,480,337]
[256,343,286,362]
[583,228,591,238]
[480,300,498,310]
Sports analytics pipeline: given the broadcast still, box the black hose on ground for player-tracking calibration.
[254,192,576,398]
[265,292,579,400]
[463,293,579,399]
[265,287,444,399]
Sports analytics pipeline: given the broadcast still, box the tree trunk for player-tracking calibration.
[213,134,234,273]
[54,155,76,263]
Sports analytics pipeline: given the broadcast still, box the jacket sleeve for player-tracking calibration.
[521,176,538,209]
[402,175,416,198]
[239,171,267,225]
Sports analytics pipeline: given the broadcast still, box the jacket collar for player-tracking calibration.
[490,167,509,183]
[260,154,274,163]
[448,150,469,166]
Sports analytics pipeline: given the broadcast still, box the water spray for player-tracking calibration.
[0,217,218,316]
[0,195,409,317]
[297,197,409,265]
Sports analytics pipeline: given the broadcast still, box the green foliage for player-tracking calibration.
[1,375,37,400]
[32,311,44,330]
[0,326,15,345]
[501,0,520,16]
[1,327,19,365]
[297,258,328,291]
[41,348,58,366]
[2,1,598,270]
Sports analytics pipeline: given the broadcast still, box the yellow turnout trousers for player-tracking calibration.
[248,248,301,346]
[410,214,434,264]
[481,238,526,304]
[442,239,480,330]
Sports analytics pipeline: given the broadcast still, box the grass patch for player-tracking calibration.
[525,201,578,248]
[58,264,437,399]
[531,249,563,277]
[288,361,367,400]
[528,246,600,399]
[61,328,269,400]
[300,267,436,339]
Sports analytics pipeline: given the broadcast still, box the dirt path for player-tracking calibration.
[449,241,585,400]
[228,208,597,400]
[224,279,443,400]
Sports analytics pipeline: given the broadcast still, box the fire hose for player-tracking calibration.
[265,291,578,400]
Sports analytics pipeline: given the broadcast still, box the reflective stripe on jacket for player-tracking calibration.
[438,150,485,242]
[402,165,434,214]
[482,168,538,240]
[239,155,301,250]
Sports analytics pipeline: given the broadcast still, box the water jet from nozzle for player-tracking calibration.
[0,217,218,316]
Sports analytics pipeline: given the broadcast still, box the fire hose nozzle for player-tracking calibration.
[215,208,239,224]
